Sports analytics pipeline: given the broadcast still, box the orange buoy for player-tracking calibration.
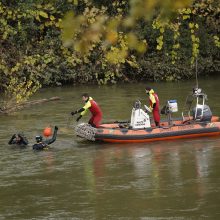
[43,127,52,137]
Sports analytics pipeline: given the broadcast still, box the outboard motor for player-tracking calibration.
[130,100,151,129]
[192,88,212,122]
[192,104,212,122]
[182,87,213,122]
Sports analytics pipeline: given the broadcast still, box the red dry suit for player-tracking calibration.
[147,89,160,126]
[80,97,103,127]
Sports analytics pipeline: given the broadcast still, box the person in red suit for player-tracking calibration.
[145,87,160,127]
[71,93,103,128]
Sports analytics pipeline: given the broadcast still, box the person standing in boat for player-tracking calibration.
[32,126,58,150]
[145,87,160,127]
[8,133,29,146]
[71,93,103,128]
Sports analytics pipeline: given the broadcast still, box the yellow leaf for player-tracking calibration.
[3,32,8,39]
[189,22,194,29]
[183,15,190,20]
[50,15,55,21]
[136,42,147,53]
[39,11,48,18]
[186,8,191,14]
[156,45,162,50]
[191,35,196,42]
[160,27,164,33]
[126,60,138,68]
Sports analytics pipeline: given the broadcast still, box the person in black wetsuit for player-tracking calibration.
[8,133,29,146]
[32,126,58,150]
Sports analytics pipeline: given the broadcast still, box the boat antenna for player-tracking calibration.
[195,57,199,88]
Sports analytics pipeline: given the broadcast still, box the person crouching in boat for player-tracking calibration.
[33,126,58,150]
[71,93,103,128]
[145,87,160,127]
[8,133,29,146]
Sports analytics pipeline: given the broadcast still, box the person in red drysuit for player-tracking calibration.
[145,87,160,127]
[71,93,103,128]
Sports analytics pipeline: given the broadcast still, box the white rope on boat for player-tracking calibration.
[75,123,97,141]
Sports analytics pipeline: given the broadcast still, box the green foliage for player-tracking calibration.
[0,0,219,111]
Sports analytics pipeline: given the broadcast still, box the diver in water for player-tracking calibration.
[32,126,58,150]
[8,133,29,146]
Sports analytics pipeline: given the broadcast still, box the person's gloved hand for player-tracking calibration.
[54,126,58,130]
[71,110,77,116]
[76,115,82,122]
[149,106,153,112]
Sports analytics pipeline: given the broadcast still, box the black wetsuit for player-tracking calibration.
[33,127,58,150]
[8,134,29,146]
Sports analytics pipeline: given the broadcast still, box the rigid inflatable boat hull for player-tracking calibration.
[94,122,220,143]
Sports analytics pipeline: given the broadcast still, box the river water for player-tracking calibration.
[1,77,220,219]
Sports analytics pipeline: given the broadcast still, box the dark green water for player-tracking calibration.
[1,77,220,219]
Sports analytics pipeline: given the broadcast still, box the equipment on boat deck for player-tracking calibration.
[168,100,178,113]
[161,100,178,126]
[130,100,151,129]
[75,123,97,141]
[182,87,212,122]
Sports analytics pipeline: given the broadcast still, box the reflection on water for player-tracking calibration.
[1,78,220,219]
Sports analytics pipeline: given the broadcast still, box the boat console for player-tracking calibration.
[130,100,151,129]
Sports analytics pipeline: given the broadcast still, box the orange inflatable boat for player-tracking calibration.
[75,119,220,143]
[75,88,220,143]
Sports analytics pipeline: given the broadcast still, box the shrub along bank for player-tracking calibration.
[0,0,219,107]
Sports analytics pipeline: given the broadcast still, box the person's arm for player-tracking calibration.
[19,135,29,145]
[72,101,91,122]
[75,101,91,122]
[73,101,91,116]
[71,108,84,115]
[8,134,16,145]
[45,126,58,145]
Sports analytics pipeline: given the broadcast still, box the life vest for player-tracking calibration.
[81,97,102,116]
[149,89,160,112]
[89,99,102,116]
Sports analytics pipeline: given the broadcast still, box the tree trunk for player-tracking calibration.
[0,97,60,115]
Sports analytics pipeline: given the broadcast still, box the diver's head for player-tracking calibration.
[14,133,23,142]
[35,135,43,143]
